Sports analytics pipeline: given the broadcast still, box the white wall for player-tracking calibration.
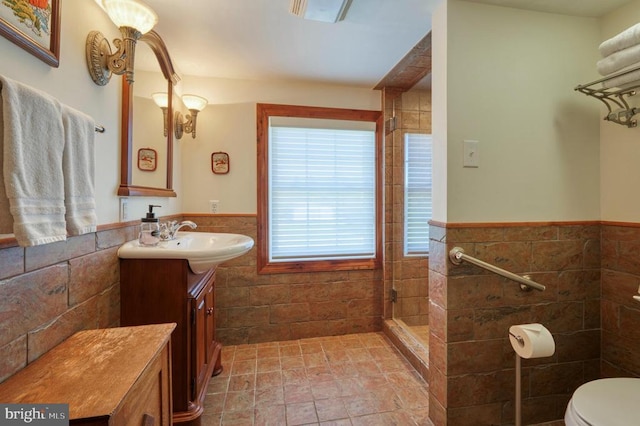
[600,0,640,222]
[0,0,183,226]
[178,76,381,213]
[432,0,448,222]
[0,0,382,226]
[433,0,602,223]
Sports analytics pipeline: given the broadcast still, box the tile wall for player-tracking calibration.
[428,222,602,425]
[4,216,639,425]
[0,225,135,382]
[601,223,640,377]
[184,215,384,345]
[1,213,385,383]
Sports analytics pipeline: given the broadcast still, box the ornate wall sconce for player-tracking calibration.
[151,92,168,136]
[86,0,158,86]
[175,94,208,139]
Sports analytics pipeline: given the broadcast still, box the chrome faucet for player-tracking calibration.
[160,220,197,240]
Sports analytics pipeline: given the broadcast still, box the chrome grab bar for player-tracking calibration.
[448,247,546,292]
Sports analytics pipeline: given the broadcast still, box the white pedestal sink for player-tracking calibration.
[118,232,254,273]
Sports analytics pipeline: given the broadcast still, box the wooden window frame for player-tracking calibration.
[257,103,383,274]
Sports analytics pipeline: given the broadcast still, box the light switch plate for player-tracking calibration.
[119,198,128,222]
[463,140,479,168]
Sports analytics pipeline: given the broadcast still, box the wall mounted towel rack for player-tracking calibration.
[449,247,545,292]
[575,64,640,128]
[0,81,105,133]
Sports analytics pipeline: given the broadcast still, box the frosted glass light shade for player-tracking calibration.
[182,94,208,111]
[151,92,168,108]
[103,0,158,34]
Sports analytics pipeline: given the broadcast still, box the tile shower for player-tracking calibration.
[381,86,432,381]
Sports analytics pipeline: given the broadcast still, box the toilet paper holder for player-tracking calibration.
[510,323,555,426]
[509,331,524,347]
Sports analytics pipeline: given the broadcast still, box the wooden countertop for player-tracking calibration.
[0,324,176,420]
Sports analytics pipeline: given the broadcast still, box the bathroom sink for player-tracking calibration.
[118,232,254,273]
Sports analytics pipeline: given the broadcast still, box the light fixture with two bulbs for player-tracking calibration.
[175,94,208,139]
[152,93,208,139]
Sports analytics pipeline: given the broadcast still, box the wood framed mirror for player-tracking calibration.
[118,30,179,197]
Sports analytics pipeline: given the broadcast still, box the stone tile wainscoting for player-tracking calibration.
[0,225,137,382]
[4,215,640,426]
[601,223,640,377]
[183,215,384,345]
[1,213,385,383]
[428,221,603,425]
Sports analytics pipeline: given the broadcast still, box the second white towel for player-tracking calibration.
[62,104,97,236]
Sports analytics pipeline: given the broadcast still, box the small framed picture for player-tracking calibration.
[137,148,157,171]
[211,152,230,174]
[0,0,61,67]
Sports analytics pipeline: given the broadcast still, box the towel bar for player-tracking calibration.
[94,124,105,133]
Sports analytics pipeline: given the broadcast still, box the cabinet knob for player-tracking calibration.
[142,413,155,426]
[207,307,214,316]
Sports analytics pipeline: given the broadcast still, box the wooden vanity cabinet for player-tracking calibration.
[120,259,222,426]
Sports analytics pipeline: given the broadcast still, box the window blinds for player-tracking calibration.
[404,133,432,255]
[269,126,376,261]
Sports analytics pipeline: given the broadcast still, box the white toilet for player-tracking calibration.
[565,378,640,425]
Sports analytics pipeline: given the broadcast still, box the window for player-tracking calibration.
[257,103,383,274]
[404,133,432,255]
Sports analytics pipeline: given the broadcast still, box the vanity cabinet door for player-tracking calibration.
[205,282,216,363]
[204,273,223,376]
[192,292,208,402]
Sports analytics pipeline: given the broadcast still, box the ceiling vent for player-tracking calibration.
[289,0,353,23]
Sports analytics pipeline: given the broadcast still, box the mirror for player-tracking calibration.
[118,30,179,197]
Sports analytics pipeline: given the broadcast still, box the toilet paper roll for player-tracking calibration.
[509,323,555,359]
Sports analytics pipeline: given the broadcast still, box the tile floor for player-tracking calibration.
[202,332,431,425]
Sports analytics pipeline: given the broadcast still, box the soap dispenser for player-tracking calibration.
[139,204,161,246]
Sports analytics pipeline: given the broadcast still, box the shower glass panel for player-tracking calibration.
[390,87,431,348]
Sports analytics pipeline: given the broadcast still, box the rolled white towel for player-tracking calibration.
[597,43,640,76]
[602,64,640,89]
[600,23,640,58]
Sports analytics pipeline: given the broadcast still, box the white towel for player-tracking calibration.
[600,23,640,58]
[62,104,97,236]
[0,75,67,246]
[602,63,640,89]
[597,43,640,76]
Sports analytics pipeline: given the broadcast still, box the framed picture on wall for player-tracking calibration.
[211,152,230,174]
[0,0,61,67]
[138,148,157,171]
